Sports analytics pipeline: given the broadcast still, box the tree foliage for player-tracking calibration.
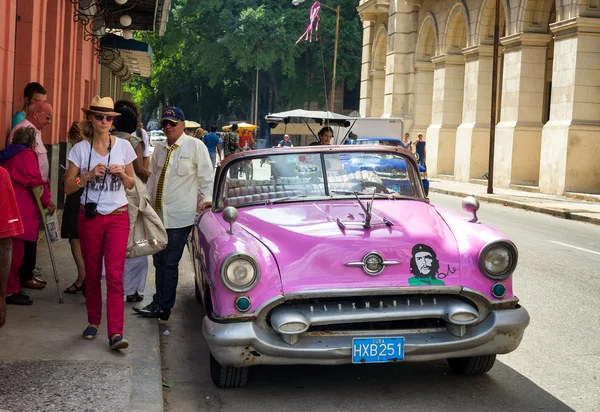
[125,0,362,132]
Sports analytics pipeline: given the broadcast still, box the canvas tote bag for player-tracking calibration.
[126,176,168,258]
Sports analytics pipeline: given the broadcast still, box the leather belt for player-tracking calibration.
[80,205,128,215]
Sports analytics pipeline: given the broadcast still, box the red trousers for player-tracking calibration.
[78,210,129,338]
[7,238,24,294]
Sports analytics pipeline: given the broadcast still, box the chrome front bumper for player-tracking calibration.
[203,306,530,367]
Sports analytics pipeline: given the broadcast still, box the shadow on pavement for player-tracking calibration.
[162,277,574,412]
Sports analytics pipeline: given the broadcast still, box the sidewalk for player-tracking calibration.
[429,179,600,225]
[0,236,163,412]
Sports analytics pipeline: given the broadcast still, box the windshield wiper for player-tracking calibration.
[265,194,308,205]
[330,190,396,199]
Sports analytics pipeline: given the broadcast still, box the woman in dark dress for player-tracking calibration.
[61,122,86,293]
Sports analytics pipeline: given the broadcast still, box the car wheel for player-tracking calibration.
[210,353,249,388]
[194,275,202,304]
[447,354,496,375]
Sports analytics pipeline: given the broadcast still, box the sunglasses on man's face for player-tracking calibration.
[94,114,116,122]
[161,119,179,128]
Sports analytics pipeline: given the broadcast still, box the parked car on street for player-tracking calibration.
[192,145,529,388]
[345,136,429,196]
[148,130,166,155]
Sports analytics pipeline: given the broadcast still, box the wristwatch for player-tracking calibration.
[75,175,85,188]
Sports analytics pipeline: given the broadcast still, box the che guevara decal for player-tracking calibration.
[408,244,456,286]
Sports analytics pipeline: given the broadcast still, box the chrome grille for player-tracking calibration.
[268,295,480,345]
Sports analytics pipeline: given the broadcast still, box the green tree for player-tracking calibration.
[125,0,362,129]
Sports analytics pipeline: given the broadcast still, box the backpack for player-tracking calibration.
[225,132,238,155]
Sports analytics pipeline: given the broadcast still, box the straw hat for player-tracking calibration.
[81,96,120,117]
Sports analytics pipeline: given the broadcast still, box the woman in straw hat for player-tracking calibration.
[63,96,137,351]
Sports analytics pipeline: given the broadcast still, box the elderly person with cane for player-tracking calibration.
[0,127,54,306]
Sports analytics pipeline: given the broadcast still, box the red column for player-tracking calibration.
[72,23,84,123]
[60,5,77,141]
[0,0,17,145]
[43,0,65,145]
[13,0,47,127]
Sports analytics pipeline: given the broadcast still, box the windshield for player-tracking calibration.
[356,139,403,146]
[220,151,420,208]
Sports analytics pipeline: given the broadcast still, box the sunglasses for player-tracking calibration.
[161,119,179,128]
[94,114,116,122]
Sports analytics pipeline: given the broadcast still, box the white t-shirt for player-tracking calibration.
[132,128,150,158]
[68,138,137,215]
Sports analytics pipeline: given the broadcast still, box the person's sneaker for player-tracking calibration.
[32,266,44,276]
[109,335,129,350]
[6,291,33,305]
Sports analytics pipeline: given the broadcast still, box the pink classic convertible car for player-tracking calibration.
[191,145,529,388]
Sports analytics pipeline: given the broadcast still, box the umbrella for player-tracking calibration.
[222,122,258,132]
[184,120,201,129]
[265,109,355,127]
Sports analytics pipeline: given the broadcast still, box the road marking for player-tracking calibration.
[549,241,600,256]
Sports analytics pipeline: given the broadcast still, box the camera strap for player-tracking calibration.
[83,136,112,207]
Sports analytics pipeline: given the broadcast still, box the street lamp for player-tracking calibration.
[293,0,340,112]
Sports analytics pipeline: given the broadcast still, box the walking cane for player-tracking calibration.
[31,186,64,304]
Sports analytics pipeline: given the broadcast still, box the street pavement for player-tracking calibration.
[0,236,163,412]
[160,192,600,412]
[430,178,600,225]
[2,184,599,412]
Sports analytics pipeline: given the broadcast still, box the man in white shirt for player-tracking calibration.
[134,107,213,321]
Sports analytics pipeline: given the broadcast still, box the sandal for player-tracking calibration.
[82,325,98,340]
[109,334,129,350]
[64,282,84,294]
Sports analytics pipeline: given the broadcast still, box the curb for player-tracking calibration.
[128,277,164,412]
[430,188,600,226]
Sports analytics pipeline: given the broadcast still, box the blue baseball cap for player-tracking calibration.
[161,107,185,122]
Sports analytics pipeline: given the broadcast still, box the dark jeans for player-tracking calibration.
[18,240,37,284]
[152,225,192,311]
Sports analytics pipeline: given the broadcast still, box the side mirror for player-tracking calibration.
[222,206,239,234]
[462,196,480,223]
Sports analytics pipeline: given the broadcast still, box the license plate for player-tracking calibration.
[352,337,405,364]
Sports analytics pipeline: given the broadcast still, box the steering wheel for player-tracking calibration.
[354,181,390,194]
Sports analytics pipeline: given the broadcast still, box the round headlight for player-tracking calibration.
[220,253,260,292]
[479,241,517,280]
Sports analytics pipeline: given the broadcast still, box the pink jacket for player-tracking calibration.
[1,148,51,241]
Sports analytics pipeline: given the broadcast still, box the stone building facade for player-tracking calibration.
[357,0,600,195]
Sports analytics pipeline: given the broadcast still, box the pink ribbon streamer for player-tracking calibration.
[296,2,321,44]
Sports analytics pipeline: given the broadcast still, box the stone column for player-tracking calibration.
[539,18,600,195]
[494,33,551,187]
[359,20,375,117]
[426,54,465,176]
[454,45,493,182]
[411,61,434,137]
[383,1,418,124]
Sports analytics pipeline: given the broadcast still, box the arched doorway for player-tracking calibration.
[426,5,468,176]
[370,27,387,118]
[455,0,507,182]
[412,15,437,138]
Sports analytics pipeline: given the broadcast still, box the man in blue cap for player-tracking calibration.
[135,107,214,321]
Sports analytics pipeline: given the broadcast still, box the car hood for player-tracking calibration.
[235,200,461,294]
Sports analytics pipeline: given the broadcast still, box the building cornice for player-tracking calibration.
[413,61,434,71]
[550,17,600,40]
[500,33,552,49]
[431,53,465,67]
[369,68,386,78]
[357,0,390,23]
[462,45,494,60]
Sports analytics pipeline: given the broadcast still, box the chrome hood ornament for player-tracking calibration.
[345,252,400,275]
